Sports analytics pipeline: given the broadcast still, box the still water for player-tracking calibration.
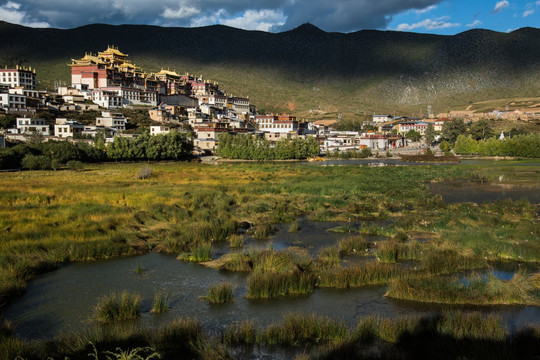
[4,250,540,340]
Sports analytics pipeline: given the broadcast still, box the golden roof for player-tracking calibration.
[156,68,180,77]
[98,45,128,57]
[69,53,106,66]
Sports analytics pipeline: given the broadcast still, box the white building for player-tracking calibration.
[398,121,428,135]
[16,117,50,135]
[208,95,228,109]
[255,115,299,134]
[150,125,171,136]
[9,87,39,99]
[187,108,206,125]
[230,97,250,114]
[92,89,122,109]
[54,119,85,138]
[0,92,26,111]
[372,115,393,123]
[98,87,158,107]
[95,111,127,132]
[81,125,115,138]
[0,66,36,90]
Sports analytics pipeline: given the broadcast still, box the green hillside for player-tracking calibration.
[0,21,539,118]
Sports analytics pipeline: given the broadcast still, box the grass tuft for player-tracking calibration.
[94,291,141,323]
[204,282,235,304]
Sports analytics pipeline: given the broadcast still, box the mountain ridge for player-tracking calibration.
[0,21,538,115]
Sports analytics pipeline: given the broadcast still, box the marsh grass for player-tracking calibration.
[177,242,212,262]
[317,262,400,288]
[386,271,540,305]
[94,291,141,323]
[1,161,537,314]
[205,282,235,304]
[133,265,146,274]
[376,241,421,263]
[338,235,367,255]
[4,311,538,360]
[228,234,244,248]
[250,220,275,240]
[288,221,300,233]
[151,292,169,314]
[317,246,341,268]
[219,252,253,272]
[247,271,315,299]
[421,249,488,274]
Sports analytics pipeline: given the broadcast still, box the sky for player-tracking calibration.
[0,0,538,34]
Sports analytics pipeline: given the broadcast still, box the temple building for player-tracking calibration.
[69,46,148,90]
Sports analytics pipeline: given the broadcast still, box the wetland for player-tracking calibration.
[0,160,539,359]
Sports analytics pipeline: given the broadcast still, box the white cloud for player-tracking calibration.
[162,6,200,20]
[1,0,449,33]
[493,0,509,13]
[523,9,534,17]
[0,1,49,27]
[221,9,286,31]
[537,0,540,5]
[415,4,437,14]
[396,17,460,31]
[189,8,286,31]
[466,20,482,27]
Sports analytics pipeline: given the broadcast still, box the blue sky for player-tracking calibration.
[388,0,540,34]
[0,0,538,34]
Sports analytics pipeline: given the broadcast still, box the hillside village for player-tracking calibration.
[1,46,539,159]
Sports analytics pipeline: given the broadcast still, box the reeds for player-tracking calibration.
[177,242,212,262]
[94,291,141,323]
[288,221,300,233]
[246,271,315,299]
[317,246,341,268]
[228,234,244,248]
[204,282,235,304]
[317,262,400,288]
[219,252,253,272]
[386,271,540,305]
[376,240,421,262]
[338,235,368,255]
[151,292,169,314]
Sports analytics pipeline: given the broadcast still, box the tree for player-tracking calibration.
[441,118,467,144]
[425,123,436,144]
[405,129,422,142]
[469,119,494,141]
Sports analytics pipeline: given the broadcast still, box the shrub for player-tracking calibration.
[21,154,51,170]
[67,160,84,171]
[137,166,153,180]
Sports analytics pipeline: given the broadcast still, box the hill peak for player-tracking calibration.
[286,23,326,35]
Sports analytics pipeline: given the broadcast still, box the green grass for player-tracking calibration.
[247,271,316,299]
[151,292,169,314]
[177,242,212,262]
[228,234,244,248]
[338,235,368,255]
[317,246,341,268]
[94,291,142,323]
[0,161,537,311]
[204,282,235,304]
[386,271,540,305]
[317,262,401,288]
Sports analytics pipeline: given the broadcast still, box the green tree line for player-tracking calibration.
[454,134,540,158]
[217,133,320,160]
[0,130,193,170]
